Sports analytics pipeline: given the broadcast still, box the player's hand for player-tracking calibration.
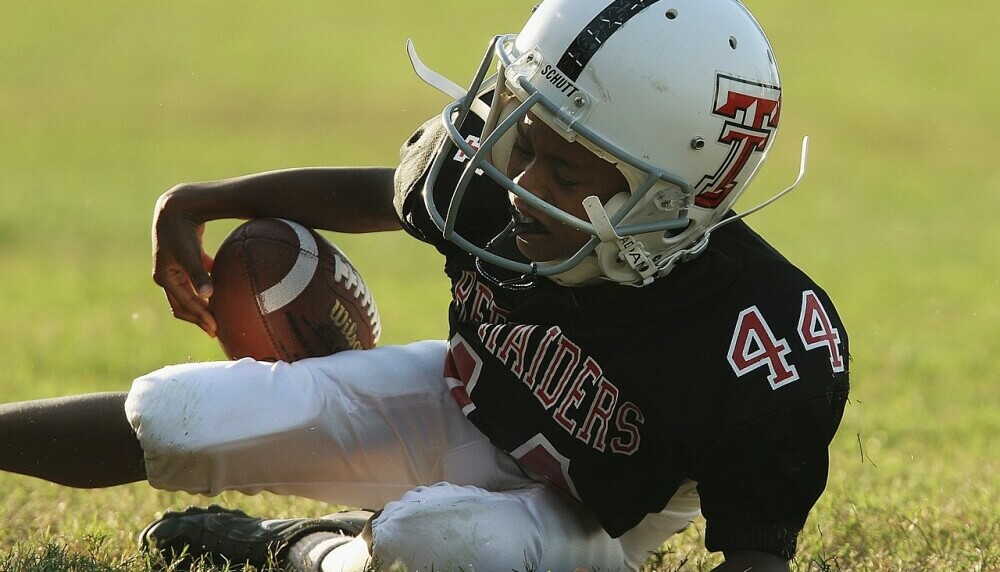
[152,186,218,337]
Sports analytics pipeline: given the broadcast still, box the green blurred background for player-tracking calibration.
[1,0,997,568]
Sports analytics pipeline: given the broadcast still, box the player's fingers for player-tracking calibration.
[153,261,210,321]
[179,248,214,299]
[201,249,215,274]
[153,219,214,298]
[162,290,199,324]
[181,259,212,297]
[192,223,215,290]
[164,287,217,337]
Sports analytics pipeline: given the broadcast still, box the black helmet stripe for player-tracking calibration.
[556,0,662,81]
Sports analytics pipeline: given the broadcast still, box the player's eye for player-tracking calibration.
[511,135,534,159]
[552,166,583,189]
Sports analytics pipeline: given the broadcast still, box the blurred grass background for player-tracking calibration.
[1,0,997,570]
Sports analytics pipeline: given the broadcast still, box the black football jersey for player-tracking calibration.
[392,115,850,559]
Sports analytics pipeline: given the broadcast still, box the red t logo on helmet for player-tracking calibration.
[695,74,781,209]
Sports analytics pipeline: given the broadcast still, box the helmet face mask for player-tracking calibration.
[422,0,783,287]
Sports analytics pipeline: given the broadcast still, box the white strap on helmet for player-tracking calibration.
[582,196,657,286]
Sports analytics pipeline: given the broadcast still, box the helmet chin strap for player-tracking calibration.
[582,136,810,286]
[582,196,659,286]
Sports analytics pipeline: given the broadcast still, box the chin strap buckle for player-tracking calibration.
[582,196,657,286]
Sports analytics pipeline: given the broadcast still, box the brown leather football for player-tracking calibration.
[209,217,380,362]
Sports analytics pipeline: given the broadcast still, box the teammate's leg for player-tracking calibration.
[0,392,145,487]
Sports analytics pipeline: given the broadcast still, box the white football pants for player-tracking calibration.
[125,340,700,571]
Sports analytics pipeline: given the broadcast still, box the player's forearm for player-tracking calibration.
[157,166,401,233]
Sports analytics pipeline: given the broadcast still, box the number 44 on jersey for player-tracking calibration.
[727,290,845,390]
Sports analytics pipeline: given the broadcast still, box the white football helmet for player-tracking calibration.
[416,0,789,286]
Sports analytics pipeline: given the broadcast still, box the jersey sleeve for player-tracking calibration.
[694,390,848,559]
[392,111,513,258]
[393,116,449,245]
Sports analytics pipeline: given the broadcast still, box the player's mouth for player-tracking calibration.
[509,203,549,236]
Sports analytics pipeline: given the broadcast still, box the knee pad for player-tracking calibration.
[369,483,542,571]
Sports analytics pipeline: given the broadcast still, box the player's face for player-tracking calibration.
[505,114,628,263]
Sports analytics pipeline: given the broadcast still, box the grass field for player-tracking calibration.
[1,1,997,570]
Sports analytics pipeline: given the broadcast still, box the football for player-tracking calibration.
[209,217,381,362]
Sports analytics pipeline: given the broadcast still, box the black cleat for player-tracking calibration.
[139,504,372,569]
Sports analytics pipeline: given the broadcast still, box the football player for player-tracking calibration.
[0,1,849,570]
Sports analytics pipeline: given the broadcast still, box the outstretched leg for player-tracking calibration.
[0,391,146,487]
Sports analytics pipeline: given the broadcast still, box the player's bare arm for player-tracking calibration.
[152,166,399,335]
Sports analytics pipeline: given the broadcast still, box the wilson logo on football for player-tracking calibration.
[696,74,781,208]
